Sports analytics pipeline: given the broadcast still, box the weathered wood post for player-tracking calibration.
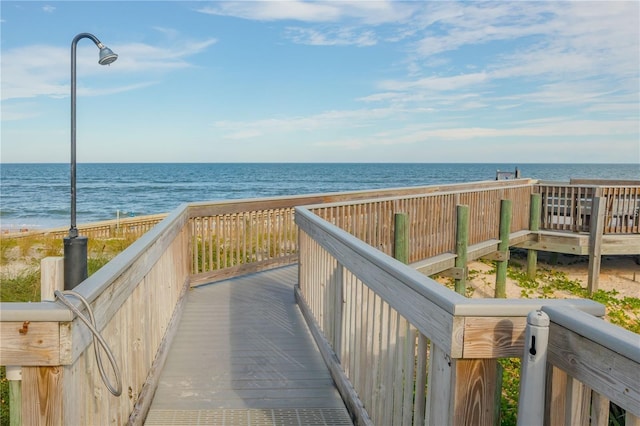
[588,196,606,294]
[41,257,64,301]
[455,205,469,295]
[394,213,409,264]
[6,366,22,426]
[9,257,65,426]
[495,199,512,298]
[527,193,542,279]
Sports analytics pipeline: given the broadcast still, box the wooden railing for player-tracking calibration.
[187,179,533,285]
[1,213,168,240]
[537,183,640,234]
[0,207,190,425]
[541,306,640,425]
[295,206,618,425]
[601,185,640,234]
[310,183,533,262]
[2,178,638,425]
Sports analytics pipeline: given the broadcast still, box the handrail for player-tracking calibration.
[1,178,637,425]
[536,182,640,234]
[542,306,640,365]
[296,207,605,319]
[542,305,640,420]
[0,204,189,322]
[1,213,168,239]
[295,203,608,425]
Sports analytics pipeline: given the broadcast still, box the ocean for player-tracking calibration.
[1,163,638,231]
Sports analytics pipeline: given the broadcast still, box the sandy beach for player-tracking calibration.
[444,252,639,298]
[430,252,640,329]
[3,242,638,301]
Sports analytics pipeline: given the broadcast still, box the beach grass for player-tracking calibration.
[0,233,138,425]
[1,236,638,425]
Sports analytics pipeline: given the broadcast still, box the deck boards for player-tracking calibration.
[145,266,352,425]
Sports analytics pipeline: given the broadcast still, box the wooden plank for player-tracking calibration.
[413,333,428,426]
[148,267,355,422]
[452,359,500,426]
[601,235,640,254]
[590,392,610,426]
[588,197,606,293]
[0,322,60,366]
[412,253,456,276]
[128,277,190,425]
[296,285,369,424]
[545,365,568,426]
[40,257,64,302]
[566,376,591,425]
[516,240,589,255]
[21,366,63,426]
[546,322,640,417]
[462,316,527,359]
[426,343,453,425]
[190,254,298,287]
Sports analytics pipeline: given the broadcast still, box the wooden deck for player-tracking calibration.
[145,266,352,426]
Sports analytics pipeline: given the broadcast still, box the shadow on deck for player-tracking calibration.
[145,265,352,426]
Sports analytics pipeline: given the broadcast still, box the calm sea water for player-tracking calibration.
[1,163,638,231]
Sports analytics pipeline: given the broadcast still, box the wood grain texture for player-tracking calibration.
[546,323,640,417]
[147,266,351,421]
[296,213,460,356]
[21,366,63,426]
[462,316,527,358]
[453,358,500,426]
[0,322,60,366]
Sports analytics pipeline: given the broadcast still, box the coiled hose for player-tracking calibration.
[54,290,122,397]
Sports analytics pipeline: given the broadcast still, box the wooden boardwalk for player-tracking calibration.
[145,266,352,426]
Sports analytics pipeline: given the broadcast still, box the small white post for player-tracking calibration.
[517,310,550,426]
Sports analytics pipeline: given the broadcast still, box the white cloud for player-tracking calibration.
[197,1,341,22]
[195,1,417,24]
[379,72,489,92]
[1,37,216,102]
[284,27,376,46]
[312,118,639,152]
[42,5,55,13]
[213,107,398,139]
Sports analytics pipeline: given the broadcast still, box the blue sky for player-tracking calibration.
[1,1,639,163]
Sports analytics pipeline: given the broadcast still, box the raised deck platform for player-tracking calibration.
[145,266,352,426]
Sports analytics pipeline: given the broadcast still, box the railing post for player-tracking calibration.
[394,213,409,264]
[427,343,501,426]
[517,310,550,426]
[527,193,541,279]
[495,199,512,298]
[455,205,469,295]
[41,257,64,301]
[588,195,606,294]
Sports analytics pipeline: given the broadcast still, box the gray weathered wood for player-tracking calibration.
[147,266,352,422]
[543,307,640,417]
[527,193,541,278]
[588,196,606,293]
